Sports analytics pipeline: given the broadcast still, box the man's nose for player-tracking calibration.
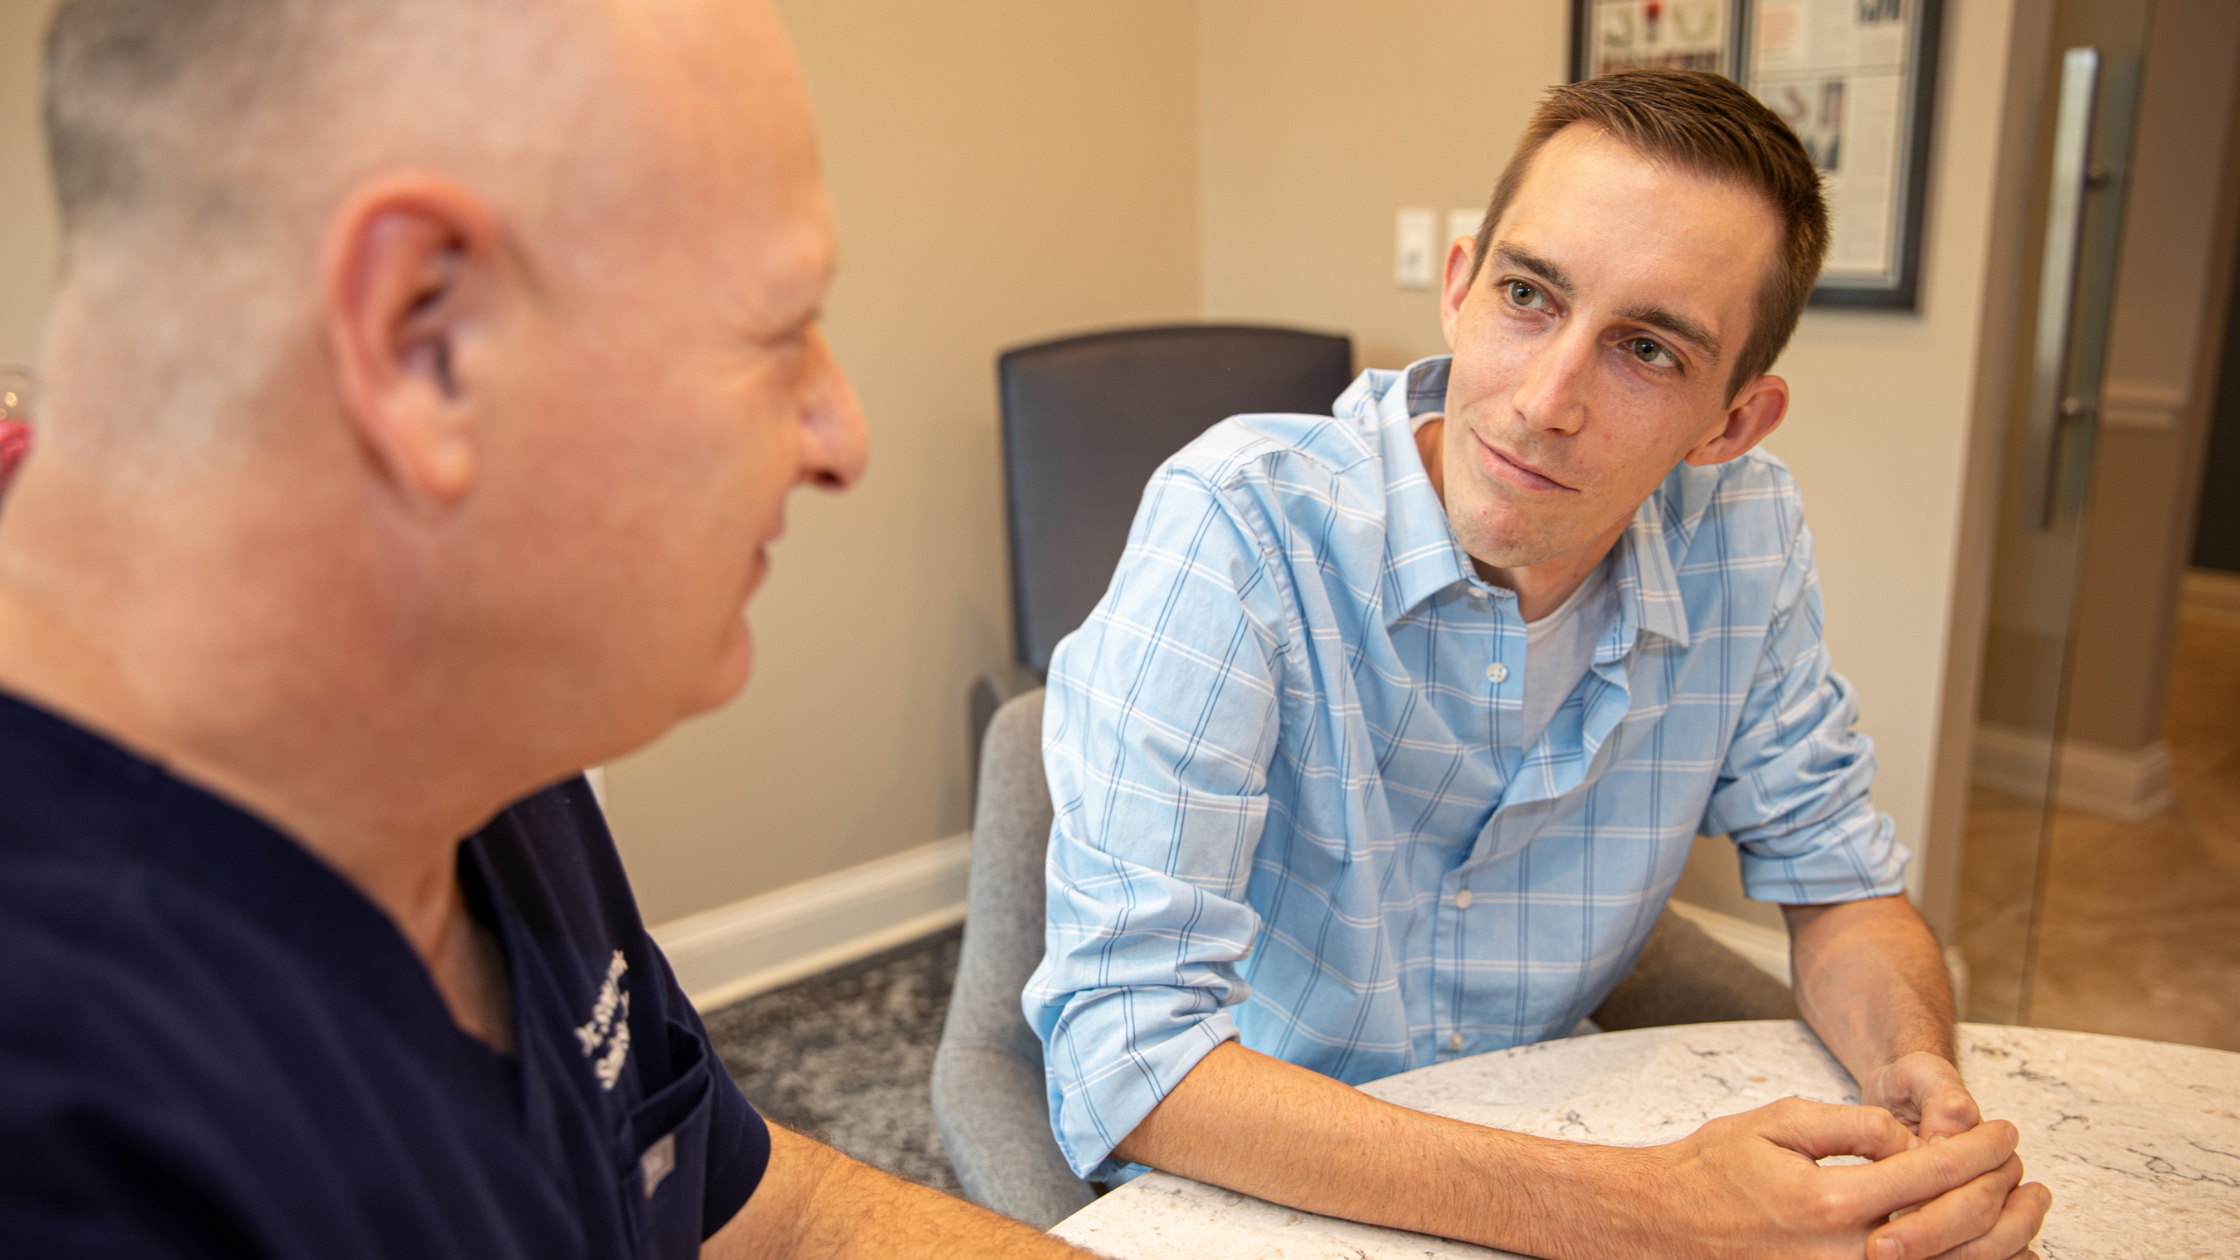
[798,327,868,491]
[1511,324,1592,434]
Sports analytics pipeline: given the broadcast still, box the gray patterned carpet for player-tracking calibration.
[700,925,966,1195]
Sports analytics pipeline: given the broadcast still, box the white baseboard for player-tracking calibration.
[1667,899,1973,1015]
[2183,568,2240,631]
[1666,899,1792,985]
[1972,722,2172,823]
[650,834,972,1011]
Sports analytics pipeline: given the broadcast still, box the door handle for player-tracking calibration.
[2021,48,2101,532]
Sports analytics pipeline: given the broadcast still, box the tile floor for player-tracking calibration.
[1957,616,2240,1050]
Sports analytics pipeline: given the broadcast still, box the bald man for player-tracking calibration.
[0,2,1092,1257]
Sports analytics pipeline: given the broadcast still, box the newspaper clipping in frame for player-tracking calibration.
[1584,0,1736,78]
[1748,0,1915,283]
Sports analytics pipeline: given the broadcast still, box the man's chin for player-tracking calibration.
[1451,510,1561,572]
[684,623,755,717]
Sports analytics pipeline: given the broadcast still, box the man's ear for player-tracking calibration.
[1684,373,1789,466]
[1438,234,1478,349]
[321,175,503,507]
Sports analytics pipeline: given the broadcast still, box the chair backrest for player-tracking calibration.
[931,687,1099,1226]
[998,324,1353,673]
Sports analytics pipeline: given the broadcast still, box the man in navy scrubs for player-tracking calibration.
[0,1,1092,1257]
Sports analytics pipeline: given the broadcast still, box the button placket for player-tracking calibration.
[1442,880,1475,1057]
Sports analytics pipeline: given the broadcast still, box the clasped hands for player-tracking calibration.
[1621,1051,2051,1260]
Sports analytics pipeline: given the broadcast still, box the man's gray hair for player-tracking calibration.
[46,0,351,241]
[38,0,609,450]
[43,0,596,249]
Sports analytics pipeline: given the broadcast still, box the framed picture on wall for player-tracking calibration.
[1570,0,1943,310]
[1744,0,1943,308]
[1571,0,1749,82]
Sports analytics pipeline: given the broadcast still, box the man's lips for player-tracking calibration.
[744,537,778,596]
[1475,433,1577,492]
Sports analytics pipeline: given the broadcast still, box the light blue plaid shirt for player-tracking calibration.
[1024,357,1906,1180]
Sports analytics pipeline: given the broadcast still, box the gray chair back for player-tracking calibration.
[931,689,1094,1225]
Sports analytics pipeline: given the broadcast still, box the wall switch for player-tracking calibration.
[1394,208,1436,289]
[1448,208,1484,253]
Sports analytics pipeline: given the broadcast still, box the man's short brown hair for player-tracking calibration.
[1468,69,1831,400]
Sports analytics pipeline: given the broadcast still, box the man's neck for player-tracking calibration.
[1414,417,1626,621]
[0,453,524,1051]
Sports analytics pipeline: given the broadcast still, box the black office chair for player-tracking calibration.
[967,324,1356,763]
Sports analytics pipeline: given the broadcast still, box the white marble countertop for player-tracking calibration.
[1048,1022,2240,1259]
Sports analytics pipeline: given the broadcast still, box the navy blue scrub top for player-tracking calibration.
[0,692,771,1258]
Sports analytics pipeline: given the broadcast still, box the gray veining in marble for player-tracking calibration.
[1049,1022,2240,1259]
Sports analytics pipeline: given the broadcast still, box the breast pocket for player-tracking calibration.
[618,1019,715,1260]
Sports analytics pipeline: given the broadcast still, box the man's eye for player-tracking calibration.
[1629,337,1676,368]
[1507,280,1544,309]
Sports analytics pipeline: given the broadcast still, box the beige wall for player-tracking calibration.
[603,0,1204,922]
[0,0,61,371]
[1194,0,1566,368]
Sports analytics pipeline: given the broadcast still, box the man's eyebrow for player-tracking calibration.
[1492,244,1573,296]
[1616,303,1722,363]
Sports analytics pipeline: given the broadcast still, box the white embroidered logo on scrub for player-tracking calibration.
[574,949,632,1091]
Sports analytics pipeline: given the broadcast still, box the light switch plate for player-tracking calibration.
[1395,208,1436,289]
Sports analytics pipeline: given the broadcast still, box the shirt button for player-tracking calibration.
[1455,889,1474,910]
[1486,662,1509,684]
[1448,1032,1466,1052]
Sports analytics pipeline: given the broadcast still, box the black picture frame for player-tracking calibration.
[1571,0,1944,311]
[1571,0,1751,85]
[1776,0,1943,309]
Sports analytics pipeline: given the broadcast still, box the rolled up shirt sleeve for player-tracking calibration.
[1023,464,1293,1181]
[1700,521,1910,905]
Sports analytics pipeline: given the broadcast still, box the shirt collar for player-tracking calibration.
[1609,493,1693,649]
[1355,354,1692,647]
